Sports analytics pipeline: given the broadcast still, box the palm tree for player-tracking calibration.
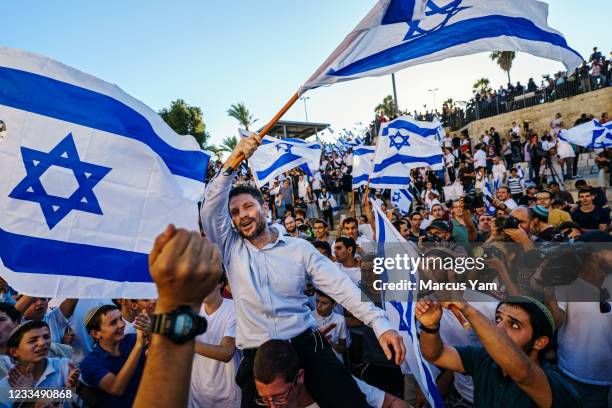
[442,97,454,107]
[374,95,397,119]
[489,51,516,84]
[203,145,224,161]
[220,135,238,152]
[227,102,257,131]
[472,77,491,95]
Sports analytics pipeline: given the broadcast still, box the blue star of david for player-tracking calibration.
[392,191,402,202]
[276,142,293,153]
[590,125,612,148]
[8,133,112,229]
[388,131,411,150]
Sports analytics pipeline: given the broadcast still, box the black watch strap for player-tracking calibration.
[150,306,207,344]
[419,322,441,334]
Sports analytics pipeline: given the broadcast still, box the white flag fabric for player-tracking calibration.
[301,0,582,92]
[352,146,376,188]
[371,200,444,408]
[0,47,210,298]
[370,116,444,189]
[239,129,322,188]
[558,120,612,149]
[391,188,414,215]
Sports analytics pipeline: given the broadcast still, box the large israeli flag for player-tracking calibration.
[558,120,612,149]
[352,146,376,188]
[0,47,210,298]
[370,115,444,189]
[371,201,444,408]
[239,129,322,188]
[301,0,582,92]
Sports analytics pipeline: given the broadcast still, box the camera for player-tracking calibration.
[464,191,485,210]
[495,215,520,229]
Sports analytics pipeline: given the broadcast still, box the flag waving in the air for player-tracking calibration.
[0,46,210,298]
[370,115,444,189]
[300,0,582,92]
[239,129,322,188]
[352,146,376,188]
[558,120,612,148]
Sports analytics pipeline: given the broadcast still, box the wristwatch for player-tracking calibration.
[419,322,440,334]
[150,305,207,344]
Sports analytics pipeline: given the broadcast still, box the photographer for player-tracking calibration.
[450,199,477,243]
[539,147,565,185]
[543,235,612,408]
[492,187,518,212]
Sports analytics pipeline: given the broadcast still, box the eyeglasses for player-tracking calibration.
[600,288,611,314]
[255,373,298,406]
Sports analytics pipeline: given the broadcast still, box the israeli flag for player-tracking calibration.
[558,120,612,148]
[391,188,414,215]
[0,47,210,298]
[301,0,582,92]
[352,146,376,188]
[517,164,526,179]
[239,129,322,188]
[482,178,497,214]
[371,200,444,408]
[370,115,444,189]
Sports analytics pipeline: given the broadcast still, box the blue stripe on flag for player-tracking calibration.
[328,15,581,77]
[372,154,443,172]
[352,174,369,185]
[0,227,151,282]
[256,152,304,181]
[382,120,439,137]
[369,176,411,185]
[0,66,207,182]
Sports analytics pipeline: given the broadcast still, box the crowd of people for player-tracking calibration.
[439,46,612,130]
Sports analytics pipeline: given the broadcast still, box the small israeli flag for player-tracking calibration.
[558,120,612,148]
[0,47,210,298]
[517,164,526,179]
[240,129,322,188]
[391,188,414,215]
[352,146,376,188]
[370,115,444,189]
[371,200,444,408]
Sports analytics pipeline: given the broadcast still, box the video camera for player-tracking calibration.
[495,215,520,229]
[464,191,485,210]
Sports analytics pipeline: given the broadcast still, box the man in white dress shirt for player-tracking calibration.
[201,135,405,408]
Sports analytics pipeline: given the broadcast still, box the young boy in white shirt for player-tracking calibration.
[312,290,348,363]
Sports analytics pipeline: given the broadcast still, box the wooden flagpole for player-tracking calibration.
[223,91,301,175]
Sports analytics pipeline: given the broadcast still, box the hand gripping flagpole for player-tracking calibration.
[223,92,301,175]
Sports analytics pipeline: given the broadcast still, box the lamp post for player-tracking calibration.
[299,96,310,122]
[428,88,439,110]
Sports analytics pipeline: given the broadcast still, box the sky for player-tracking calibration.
[2,0,611,147]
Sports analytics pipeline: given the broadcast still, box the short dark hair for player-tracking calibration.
[254,340,300,384]
[7,320,49,350]
[495,300,553,351]
[229,185,265,205]
[0,303,21,323]
[393,220,408,232]
[537,189,552,198]
[315,289,335,302]
[548,181,559,187]
[574,179,587,189]
[312,240,331,257]
[335,236,357,255]
[85,304,120,332]
[359,214,368,223]
[578,188,592,196]
[312,219,328,228]
[341,217,358,228]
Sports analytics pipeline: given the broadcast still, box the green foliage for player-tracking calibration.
[472,77,491,95]
[489,51,516,84]
[220,135,238,152]
[374,95,397,119]
[227,102,257,131]
[159,99,208,147]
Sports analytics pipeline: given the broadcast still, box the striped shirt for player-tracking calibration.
[507,176,523,195]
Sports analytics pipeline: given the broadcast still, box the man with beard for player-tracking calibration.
[201,136,405,408]
[284,216,299,238]
[416,297,582,407]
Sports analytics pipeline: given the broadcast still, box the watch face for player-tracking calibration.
[174,313,194,336]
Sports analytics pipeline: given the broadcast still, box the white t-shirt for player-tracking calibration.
[473,150,487,168]
[555,276,612,386]
[557,140,575,159]
[439,290,498,402]
[189,299,241,408]
[442,136,453,148]
[511,125,521,136]
[312,310,348,362]
[503,198,518,210]
[491,163,507,181]
[298,178,310,199]
[335,263,361,286]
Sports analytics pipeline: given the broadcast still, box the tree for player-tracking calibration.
[204,145,225,161]
[220,135,238,152]
[159,99,208,147]
[442,98,454,107]
[374,95,397,119]
[227,102,257,131]
[489,51,516,84]
[472,78,491,95]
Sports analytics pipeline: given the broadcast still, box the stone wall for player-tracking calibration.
[457,87,612,144]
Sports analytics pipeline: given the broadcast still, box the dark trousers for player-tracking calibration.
[360,362,404,399]
[322,208,334,230]
[236,330,369,408]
